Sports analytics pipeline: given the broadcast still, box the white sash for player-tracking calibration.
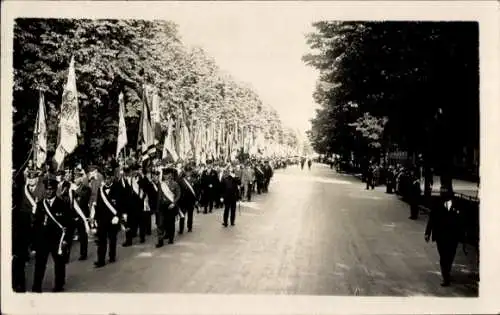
[100,186,118,218]
[69,187,90,233]
[160,182,175,203]
[42,200,66,255]
[184,178,196,197]
[25,185,37,213]
[144,196,150,212]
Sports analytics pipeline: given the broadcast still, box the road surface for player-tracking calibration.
[24,164,479,296]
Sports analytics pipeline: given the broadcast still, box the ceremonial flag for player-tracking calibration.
[116,92,128,158]
[54,56,80,168]
[34,91,47,168]
[138,84,156,161]
[162,117,178,162]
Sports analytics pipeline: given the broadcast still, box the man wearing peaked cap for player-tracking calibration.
[31,173,72,292]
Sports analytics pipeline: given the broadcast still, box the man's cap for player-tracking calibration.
[56,170,66,176]
[43,174,58,188]
[88,164,98,172]
[27,170,39,179]
[152,170,161,176]
[162,167,177,175]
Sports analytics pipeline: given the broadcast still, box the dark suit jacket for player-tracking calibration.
[94,182,123,225]
[156,180,181,214]
[178,177,199,210]
[32,197,73,251]
[425,199,465,242]
[221,175,240,203]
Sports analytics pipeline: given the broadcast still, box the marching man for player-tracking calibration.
[68,168,92,261]
[31,175,73,293]
[91,168,125,268]
[156,167,181,246]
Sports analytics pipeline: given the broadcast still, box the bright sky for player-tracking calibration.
[171,13,319,138]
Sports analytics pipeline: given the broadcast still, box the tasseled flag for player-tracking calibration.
[116,92,128,158]
[34,91,47,169]
[54,56,80,169]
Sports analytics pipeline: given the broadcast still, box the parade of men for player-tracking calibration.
[31,175,73,292]
[8,15,481,306]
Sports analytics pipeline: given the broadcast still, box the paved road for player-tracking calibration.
[25,164,478,296]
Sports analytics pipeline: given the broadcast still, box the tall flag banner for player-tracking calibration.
[34,91,47,168]
[138,84,156,161]
[54,56,81,168]
[116,92,128,158]
[162,117,178,162]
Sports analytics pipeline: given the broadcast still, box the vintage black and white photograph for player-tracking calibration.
[2,1,499,314]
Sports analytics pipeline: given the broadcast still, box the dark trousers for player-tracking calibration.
[12,256,27,292]
[203,191,214,213]
[68,219,88,259]
[96,223,118,264]
[410,202,419,219]
[366,177,374,190]
[32,242,66,292]
[155,210,166,243]
[223,200,237,225]
[164,210,176,242]
[179,206,194,233]
[255,180,262,194]
[263,178,270,192]
[145,212,152,235]
[436,238,459,282]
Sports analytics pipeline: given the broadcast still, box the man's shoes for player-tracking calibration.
[156,241,164,248]
[222,223,228,227]
[168,239,174,244]
[179,230,183,235]
[122,242,132,247]
[187,228,192,232]
[440,281,451,287]
[109,257,116,263]
[52,287,64,293]
[94,261,105,268]
[231,222,235,226]
[78,255,87,261]
[140,239,146,244]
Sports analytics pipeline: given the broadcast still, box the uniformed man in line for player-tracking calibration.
[134,165,152,243]
[91,167,124,268]
[88,164,104,208]
[177,165,199,234]
[214,163,225,209]
[68,169,92,261]
[31,175,73,293]
[56,169,71,203]
[220,166,241,227]
[262,161,273,193]
[254,162,265,195]
[12,170,31,292]
[157,167,181,245]
[200,161,218,214]
[241,162,254,201]
[119,166,138,247]
[409,170,421,220]
[425,187,466,287]
[142,168,160,244]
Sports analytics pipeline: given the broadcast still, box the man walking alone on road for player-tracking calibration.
[425,187,466,287]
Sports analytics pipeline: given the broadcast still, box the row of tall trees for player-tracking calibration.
[303,21,479,190]
[13,18,298,169]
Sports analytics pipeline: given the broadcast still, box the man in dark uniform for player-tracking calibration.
[156,167,181,245]
[220,166,241,227]
[177,165,199,234]
[409,170,421,220]
[68,168,92,260]
[262,161,273,193]
[119,165,138,247]
[254,162,265,195]
[91,167,124,268]
[425,187,465,287]
[31,175,73,292]
[200,161,218,214]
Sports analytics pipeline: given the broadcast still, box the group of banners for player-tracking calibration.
[32,56,300,169]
